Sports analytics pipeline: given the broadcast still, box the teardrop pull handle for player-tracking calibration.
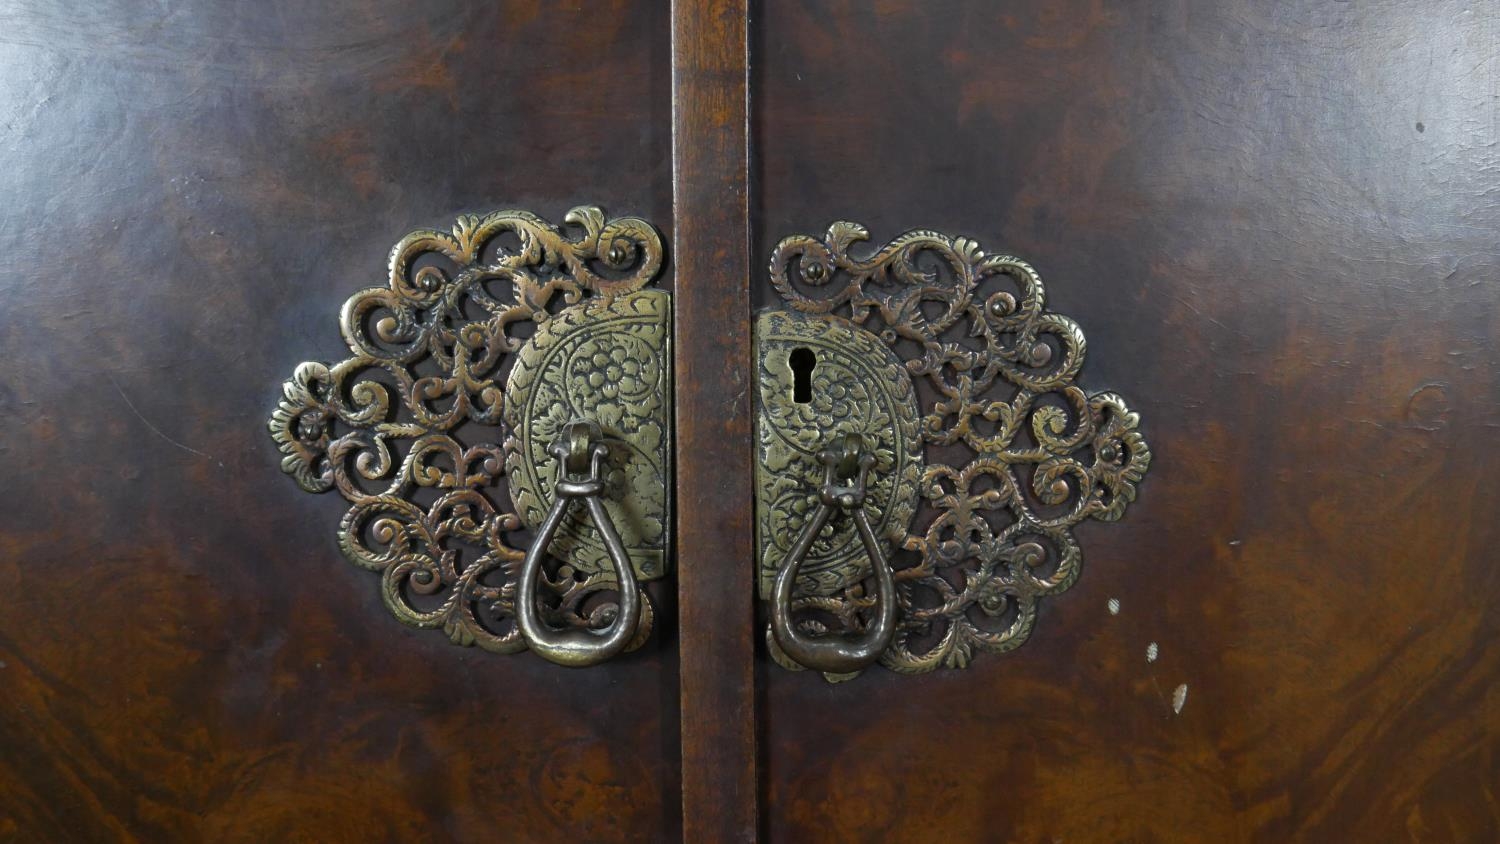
[515,420,642,667]
[769,433,898,675]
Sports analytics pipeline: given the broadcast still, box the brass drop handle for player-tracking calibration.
[516,420,642,668]
[769,434,899,675]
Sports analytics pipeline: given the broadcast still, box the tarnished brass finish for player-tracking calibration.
[754,309,922,679]
[768,433,898,679]
[756,311,918,599]
[514,420,643,667]
[754,311,923,597]
[268,207,666,657]
[505,289,671,582]
[760,222,1152,675]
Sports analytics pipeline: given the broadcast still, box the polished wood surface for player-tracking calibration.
[0,2,678,840]
[671,0,759,840]
[754,1,1499,841]
[4,1,1497,840]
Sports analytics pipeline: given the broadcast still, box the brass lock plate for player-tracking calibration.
[505,289,671,581]
[754,310,922,598]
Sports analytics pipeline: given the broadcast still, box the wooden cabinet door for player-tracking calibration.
[730,1,1500,841]
[5,2,1497,841]
[0,3,679,840]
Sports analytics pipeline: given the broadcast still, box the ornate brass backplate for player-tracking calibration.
[755,311,921,596]
[758,222,1152,676]
[505,289,671,581]
[267,206,668,656]
[755,311,923,680]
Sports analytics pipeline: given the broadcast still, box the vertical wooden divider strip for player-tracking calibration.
[671,0,757,840]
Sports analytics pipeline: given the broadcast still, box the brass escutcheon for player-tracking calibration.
[267,206,670,666]
[756,222,1152,679]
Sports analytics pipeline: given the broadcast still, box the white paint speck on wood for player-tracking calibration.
[1172,683,1189,714]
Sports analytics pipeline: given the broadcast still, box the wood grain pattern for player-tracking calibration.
[671,0,759,840]
[0,2,678,840]
[754,1,1499,841]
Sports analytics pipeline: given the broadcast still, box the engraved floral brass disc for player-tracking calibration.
[267,206,665,655]
[754,310,922,597]
[760,221,1152,675]
[504,289,671,581]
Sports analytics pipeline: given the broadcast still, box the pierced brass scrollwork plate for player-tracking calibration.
[759,222,1152,676]
[267,206,666,655]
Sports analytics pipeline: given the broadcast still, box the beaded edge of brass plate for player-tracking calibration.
[765,222,1151,674]
[267,207,664,654]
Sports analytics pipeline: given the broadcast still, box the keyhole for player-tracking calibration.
[789,347,815,403]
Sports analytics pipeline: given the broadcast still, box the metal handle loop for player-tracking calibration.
[769,433,898,675]
[515,419,641,667]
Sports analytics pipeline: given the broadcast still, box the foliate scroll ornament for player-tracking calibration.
[267,207,664,654]
[765,222,1151,674]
